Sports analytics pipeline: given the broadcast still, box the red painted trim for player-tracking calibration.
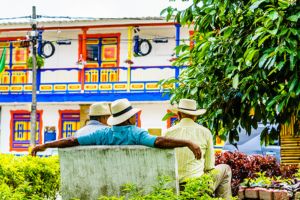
[82,29,88,61]
[0,22,177,32]
[78,33,121,63]
[80,29,88,89]
[58,110,80,139]
[0,37,26,41]
[10,110,43,152]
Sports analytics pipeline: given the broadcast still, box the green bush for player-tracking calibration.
[98,173,225,200]
[0,154,60,200]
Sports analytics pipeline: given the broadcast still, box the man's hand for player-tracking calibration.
[187,142,202,160]
[31,144,46,156]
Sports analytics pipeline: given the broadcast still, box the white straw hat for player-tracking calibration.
[107,99,141,126]
[89,103,111,116]
[171,99,206,116]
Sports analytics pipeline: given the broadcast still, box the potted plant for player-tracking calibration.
[27,55,45,69]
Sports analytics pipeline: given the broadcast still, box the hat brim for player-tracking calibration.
[170,105,206,116]
[107,108,141,126]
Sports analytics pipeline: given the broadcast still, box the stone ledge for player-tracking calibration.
[59,145,179,200]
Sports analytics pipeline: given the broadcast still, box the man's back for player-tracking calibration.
[165,118,215,182]
[75,120,107,137]
[77,125,157,147]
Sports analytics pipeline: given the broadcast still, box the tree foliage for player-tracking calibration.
[162,0,299,144]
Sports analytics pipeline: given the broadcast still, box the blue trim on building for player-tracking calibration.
[175,24,181,50]
[0,92,170,103]
[9,42,13,69]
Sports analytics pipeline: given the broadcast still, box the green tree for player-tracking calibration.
[162,0,299,144]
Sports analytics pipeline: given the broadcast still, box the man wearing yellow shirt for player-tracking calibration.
[164,99,232,199]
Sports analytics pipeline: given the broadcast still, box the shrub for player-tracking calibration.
[0,154,60,200]
[215,151,299,196]
[98,174,223,200]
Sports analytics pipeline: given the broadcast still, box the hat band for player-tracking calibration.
[112,106,133,117]
[178,107,197,111]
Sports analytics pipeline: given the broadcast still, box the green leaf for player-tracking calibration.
[249,0,267,12]
[267,29,278,36]
[289,28,297,35]
[245,49,259,66]
[266,95,281,109]
[260,127,269,146]
[296,84,300,96]
[259,54,269,68]
[289,77,298,92]
[232,74,239,89]
[290,55,295,70]
[190,87,198,95]
[275,61,285,71]
[287,14,299,22]
[278,28,288,36]
[266,56,276,69]
[252,31,264,41]
[162,112,176,121]
[268,11,279,21]
[277,100,286,113]
[258,35,271,47]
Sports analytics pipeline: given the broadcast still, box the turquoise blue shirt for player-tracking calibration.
[75,120,107,137]
[77,125,157,147]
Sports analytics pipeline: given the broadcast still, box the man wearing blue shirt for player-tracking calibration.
[31,99,201,159]
[75,102,110,137]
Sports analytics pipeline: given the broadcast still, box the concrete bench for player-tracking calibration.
[59,146,179,200]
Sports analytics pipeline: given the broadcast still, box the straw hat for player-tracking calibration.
[171,99,206,116]
[107,99,141,126]
[89,103,111,116]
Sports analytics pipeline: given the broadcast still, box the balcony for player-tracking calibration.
[0,66,182,103]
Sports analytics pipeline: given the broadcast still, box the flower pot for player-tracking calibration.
[259,188,273,200]
[294,192,300,200]
[238,187,245,200]
[245,188,259,199]
[273,190,289,200]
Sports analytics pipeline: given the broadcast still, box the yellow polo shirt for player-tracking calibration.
[164,118,215,182]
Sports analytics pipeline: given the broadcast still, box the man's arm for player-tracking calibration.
[31,137,79,156]
[154,136,202,160]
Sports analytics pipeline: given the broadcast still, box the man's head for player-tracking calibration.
[88,103,111,125]
[171,99,206,121]
[107,98,140,126]
[177,111,197,121]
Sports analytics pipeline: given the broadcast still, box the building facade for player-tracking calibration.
[0,17,191,154]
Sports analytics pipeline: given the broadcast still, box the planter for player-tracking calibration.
[238,187,245,200]
[259,188,273,200]
[294,192,300,200]
[245,188,259,199]
[273,189,289,200]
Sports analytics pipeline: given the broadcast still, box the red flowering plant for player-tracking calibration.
[215,151,299,196]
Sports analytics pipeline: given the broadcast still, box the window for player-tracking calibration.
[59,110,80,138]
[79,33,120,83]
[10,110,42,151]
[86,44,98,61]
[0,37,29,84]
[166,110,178,128]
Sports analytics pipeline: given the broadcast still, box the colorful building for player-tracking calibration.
[0,16,192,154]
